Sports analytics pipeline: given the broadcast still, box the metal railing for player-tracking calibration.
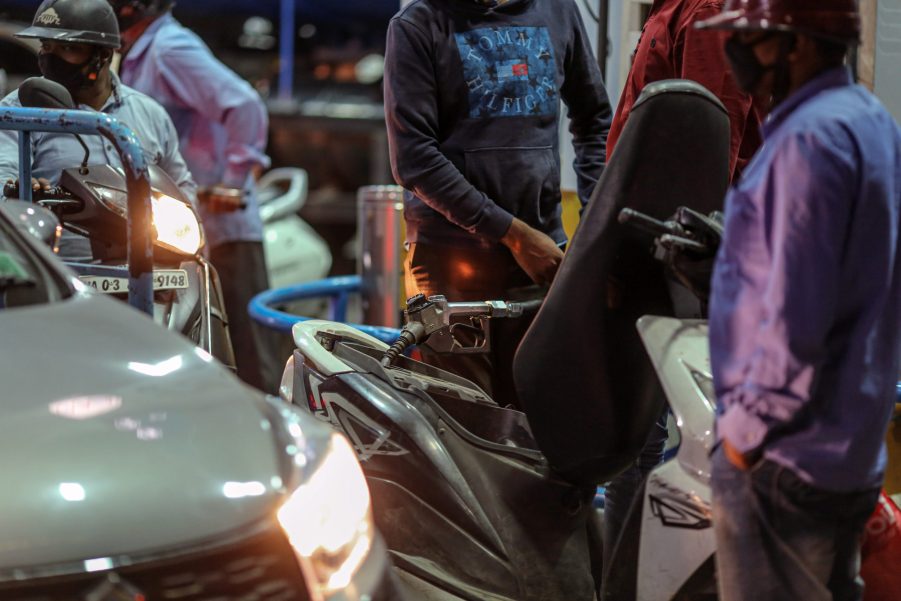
[248,275,402,344]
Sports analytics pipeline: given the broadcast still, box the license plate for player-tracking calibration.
[79,269,190,294]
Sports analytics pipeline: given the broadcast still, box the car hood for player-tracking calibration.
[0,290,296,572]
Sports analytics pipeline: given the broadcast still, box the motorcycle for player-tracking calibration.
[4,77,235,369]
[277,79,733,600]
[258,166,332,290]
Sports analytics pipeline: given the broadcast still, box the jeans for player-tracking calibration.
[209,240,281,393]
[710,446,880,601]
[602,407,669,566]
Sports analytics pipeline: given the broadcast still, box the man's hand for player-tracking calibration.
[197,185,246,213]
[4,177,53,198]
[501,218,564,286]
[723,437,760,471]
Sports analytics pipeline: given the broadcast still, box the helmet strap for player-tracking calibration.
[85,48,110,83]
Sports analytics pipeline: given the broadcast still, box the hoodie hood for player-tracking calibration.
[459,0,530,12]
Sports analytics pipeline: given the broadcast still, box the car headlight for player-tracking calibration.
[90,185,203,255]
[277,433,374,598]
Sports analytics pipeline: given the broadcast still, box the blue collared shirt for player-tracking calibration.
[709,67,901,492]
[119,13,270,248]
[0,74,197,259]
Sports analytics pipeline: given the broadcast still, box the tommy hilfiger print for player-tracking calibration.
[455,27,558,119]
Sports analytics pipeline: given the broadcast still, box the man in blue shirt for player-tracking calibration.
[110,0,277,391]
[0,0,196,262]
[697,1,901,599]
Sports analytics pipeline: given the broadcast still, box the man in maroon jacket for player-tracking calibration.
[602,0,762,564]
[608,0,761,179]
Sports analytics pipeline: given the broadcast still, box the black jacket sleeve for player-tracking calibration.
[384,17,515,242]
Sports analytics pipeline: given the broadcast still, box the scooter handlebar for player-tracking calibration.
[3,180,69,201]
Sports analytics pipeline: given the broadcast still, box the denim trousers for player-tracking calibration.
[602,407,669,566]
[710,446,880,601]
[209,240,281,393]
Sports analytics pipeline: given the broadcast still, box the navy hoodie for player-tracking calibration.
[385,0,612,249]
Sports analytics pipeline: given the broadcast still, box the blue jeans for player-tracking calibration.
[602,408,669,565]
[711,446,879,601]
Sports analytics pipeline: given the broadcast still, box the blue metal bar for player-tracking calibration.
[0,106,153,315]
[248,275,402,344]
[331,289,349,323]
[278,0,295,102]
[18,131,32,202]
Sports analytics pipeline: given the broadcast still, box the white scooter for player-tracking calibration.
[257,167,332,289]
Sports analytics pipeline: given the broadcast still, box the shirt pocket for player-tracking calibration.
[463,146,559,225]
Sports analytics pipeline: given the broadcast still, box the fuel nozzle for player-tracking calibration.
[380,294,450,367]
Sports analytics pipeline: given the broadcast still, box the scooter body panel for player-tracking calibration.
[258,167,332,289]
[636,316,717,600]
[638,317,715,483]
[638,459,715,601]
[284,322,597,601]
[263,215,332,289]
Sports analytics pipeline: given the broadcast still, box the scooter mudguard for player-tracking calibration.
[514,80,731,484]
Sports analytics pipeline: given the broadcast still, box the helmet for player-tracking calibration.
[108,0,173,32]
[16,0,121,49]
[695,0,861,44]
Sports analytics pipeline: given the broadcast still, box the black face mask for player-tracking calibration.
[725,36,774,94]
[725,33,796,106]
[38,52,97,94]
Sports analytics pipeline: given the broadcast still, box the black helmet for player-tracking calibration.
[108,0,173,32]
[17,0,121,49]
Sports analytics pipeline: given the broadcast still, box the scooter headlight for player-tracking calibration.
[151,193,203,255]
[277,433,374,598]
[90,185,203,255]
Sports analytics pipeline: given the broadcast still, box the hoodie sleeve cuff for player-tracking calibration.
[717,403,769,455]
[472,203,515,243]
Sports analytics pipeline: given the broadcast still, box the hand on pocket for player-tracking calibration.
[502,218,564,285]
[723,437,760,471]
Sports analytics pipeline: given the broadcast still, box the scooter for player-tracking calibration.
[258,167,332,290]
[277,80,733,600]
[4,77,235,369]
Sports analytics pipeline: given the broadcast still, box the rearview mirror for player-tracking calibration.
[18,77,76,110]
[0,200,62,250]
[17,77,90,173]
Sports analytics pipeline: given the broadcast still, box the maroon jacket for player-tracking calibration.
[607,0,762,181]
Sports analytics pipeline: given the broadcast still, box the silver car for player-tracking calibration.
[0,202,401,600]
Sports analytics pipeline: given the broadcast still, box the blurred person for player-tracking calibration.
[602,0,764,567]
[110,0,278,391]
[696,1,901,599]
[606,0,762,179]
[0,0,196,263]
[384,0,612,407]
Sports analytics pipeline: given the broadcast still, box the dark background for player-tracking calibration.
[0,0,400,275]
